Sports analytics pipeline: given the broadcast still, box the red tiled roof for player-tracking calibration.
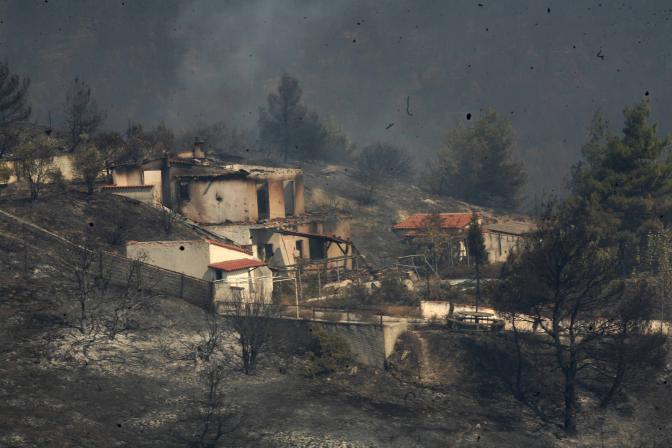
[209,258,266,272]
[102,184,154,190]
[207,239,253,255]
[393,213,474,231]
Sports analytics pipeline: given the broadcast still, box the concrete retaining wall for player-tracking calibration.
[267,317,408,367]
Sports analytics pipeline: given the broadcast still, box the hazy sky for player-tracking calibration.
[2,0,671,194]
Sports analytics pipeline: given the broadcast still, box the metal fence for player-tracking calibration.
[214,299,409,326]
[0,208,213,310]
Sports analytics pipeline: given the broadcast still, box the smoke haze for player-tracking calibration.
[2,0,671,194]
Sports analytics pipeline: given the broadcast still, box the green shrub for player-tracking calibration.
[304,327,353,377]
[48,168,68,193]
[339,281,372,305]
[372,271,418,306]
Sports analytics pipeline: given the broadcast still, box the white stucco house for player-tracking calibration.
[125,239,273,301]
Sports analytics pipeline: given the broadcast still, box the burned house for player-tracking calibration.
[105,145,354,274]
[393,213,474,264]
[393,212,534,265]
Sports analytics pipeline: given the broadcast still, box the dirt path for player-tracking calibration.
[416,332,439,385]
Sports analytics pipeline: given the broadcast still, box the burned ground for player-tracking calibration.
[1,188,671,447]
[300,161,469,267]
[0,184,203,252]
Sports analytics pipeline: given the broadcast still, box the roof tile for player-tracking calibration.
[209,258,266,272]
[393,213,473,230]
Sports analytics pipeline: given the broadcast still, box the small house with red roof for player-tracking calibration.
[392,212,475,238]
[126,238,272,301]
[392,212,476,264]
[393,212,535,265]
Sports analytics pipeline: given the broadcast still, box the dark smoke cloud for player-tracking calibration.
[1,0,671,194]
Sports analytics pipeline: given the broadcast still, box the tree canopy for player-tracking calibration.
[570,99,672,275]
[64,77,106,151]
[258,74,352,162]
[0,62,31,158]
[425,108,526,209]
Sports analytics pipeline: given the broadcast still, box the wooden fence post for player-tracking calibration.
[293,273,300,319]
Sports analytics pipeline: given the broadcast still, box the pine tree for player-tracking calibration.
[64,77,106,151]
[258,74,350,161]
[571,99,672,275]
[258,74,307,161]
[0,62,31,158]
[426,108,526,209]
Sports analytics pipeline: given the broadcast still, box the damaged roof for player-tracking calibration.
[126,238,251,254]
[485,221,536,236]
[110,157,302,182]
[274,228,351,245]
[393,213,474,231]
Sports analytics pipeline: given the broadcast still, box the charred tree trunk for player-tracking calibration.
[563,366,577,434]
[601,330,627,408]
[511,313,523,399]
[475,261,481,313]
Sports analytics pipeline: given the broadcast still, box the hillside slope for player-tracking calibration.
[1,207,670,447]
[300,161,473,267]
[0,185,206,252]
[0,210,552,448]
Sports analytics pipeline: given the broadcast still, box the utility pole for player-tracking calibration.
[293,269,300,319]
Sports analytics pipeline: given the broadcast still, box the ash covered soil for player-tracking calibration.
[3,275,670,447]
[300,161,471,268]
[0,186,205,253]
[1,181,671,447]
[0,282,548,447]
[0,272,544,447]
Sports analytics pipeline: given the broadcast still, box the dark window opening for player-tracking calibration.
[215,270,223,280]
[258,243,274,260]
[309,239,326,260]
[179,182,190,201]
[283,180,295,216]
[295,240,304,258]
[257,182,269,220]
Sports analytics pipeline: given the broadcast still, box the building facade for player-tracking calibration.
[125,239,273,301]
[106,147,355,273]
[393,212,534,265]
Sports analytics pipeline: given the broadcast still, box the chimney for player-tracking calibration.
[193,137,206,158]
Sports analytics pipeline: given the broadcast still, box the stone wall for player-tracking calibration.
[266,317,408,368]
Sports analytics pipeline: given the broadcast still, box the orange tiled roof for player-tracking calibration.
[393,213,473,231]
[209,258,266,272]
